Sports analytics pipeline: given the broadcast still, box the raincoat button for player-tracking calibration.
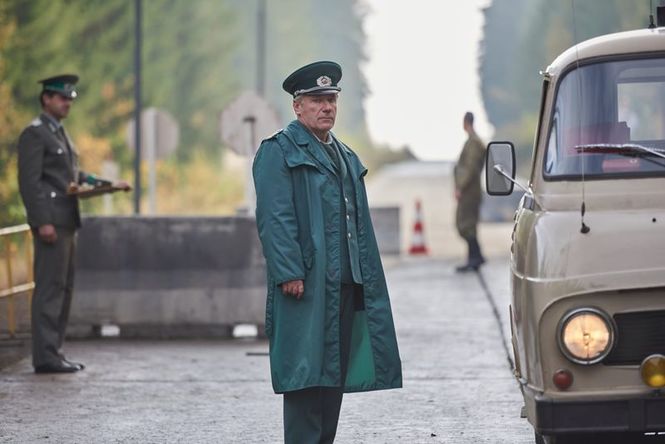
[50,191,56,198]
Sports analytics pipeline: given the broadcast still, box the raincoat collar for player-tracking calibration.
[285,120,367,180]
[288,120,337,175]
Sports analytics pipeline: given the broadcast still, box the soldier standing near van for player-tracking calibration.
[454,111,486,272]
[17,74,129,374]
[253,61,402,444]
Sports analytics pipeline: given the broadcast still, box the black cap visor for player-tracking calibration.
[294,86,341,97]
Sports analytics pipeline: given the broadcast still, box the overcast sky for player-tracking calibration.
[363,0,493,161]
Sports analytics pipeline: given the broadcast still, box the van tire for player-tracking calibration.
[534,433,560,444]
[534,433,578,444]
[534,433,585,443]
[535,432,646,443]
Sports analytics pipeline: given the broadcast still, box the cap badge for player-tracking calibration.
[317,76,332,87]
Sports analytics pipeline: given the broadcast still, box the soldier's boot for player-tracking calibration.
[455,237,486,273]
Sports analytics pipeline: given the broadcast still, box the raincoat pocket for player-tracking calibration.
[302,242,315,270]
[303,254,313,270]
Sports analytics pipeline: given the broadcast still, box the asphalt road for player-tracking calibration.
[0,256,535,444]
[0,160,531,443]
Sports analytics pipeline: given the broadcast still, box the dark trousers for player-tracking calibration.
[464,236,485,266]
[31,228,76,367]
[283,283,359,444]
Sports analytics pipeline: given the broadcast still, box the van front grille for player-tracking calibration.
[604,310,665,366]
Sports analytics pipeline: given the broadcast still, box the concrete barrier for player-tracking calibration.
[71,216,266,338]
[70,208,399,339]
[369,206,400,255]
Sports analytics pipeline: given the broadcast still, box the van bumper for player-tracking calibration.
[533,395,665,434]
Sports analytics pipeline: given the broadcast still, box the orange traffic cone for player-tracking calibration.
[409,199,429,255]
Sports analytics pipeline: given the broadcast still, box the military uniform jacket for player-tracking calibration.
[17,114,86,229]
[454,131,485,236]
[253,120,402,394]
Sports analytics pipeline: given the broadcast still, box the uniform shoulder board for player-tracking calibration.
[30,117,42,127]
[263,129,283,142]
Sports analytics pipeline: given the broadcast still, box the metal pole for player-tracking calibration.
[133,0,142,214]
[147,109,157,214]
[3,237,15,337]
[244,116,257,215]
[26,230,33,312]
[257,0,266,96]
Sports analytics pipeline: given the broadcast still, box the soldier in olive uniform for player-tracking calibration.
[454,111,486,272]
[253,61,402,444]
[17,74,129,374]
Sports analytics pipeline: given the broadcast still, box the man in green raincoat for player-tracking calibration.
[253,61,402,443]
[454,111,486,272]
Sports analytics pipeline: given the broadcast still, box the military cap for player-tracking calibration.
[282,61,342,98]
[39,74,79,99]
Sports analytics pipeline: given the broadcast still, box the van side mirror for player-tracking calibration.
[486,142,516,196]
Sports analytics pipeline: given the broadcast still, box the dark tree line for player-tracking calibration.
[480,0,652,168]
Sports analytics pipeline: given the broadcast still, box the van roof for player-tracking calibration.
[546,28,665,76]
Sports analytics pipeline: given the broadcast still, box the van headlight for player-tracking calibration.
[557,308,615,365]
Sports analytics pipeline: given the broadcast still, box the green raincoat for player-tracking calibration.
[253,120,402,394]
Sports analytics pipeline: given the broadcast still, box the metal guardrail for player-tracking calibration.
[0,224,34,337]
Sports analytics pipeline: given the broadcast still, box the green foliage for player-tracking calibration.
[229,0,370,138]
[3,0,239,158]
[0,2,28,226]
[480,0,651,171]
[142,0,239,159]
[0,0,395,225]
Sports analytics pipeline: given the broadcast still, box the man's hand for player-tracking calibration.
[38,224,57,243]
[114,181,132,192]
[455,189,461,201]
[281,279,304,300]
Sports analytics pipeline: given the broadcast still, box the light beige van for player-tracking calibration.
[486,26,665,444]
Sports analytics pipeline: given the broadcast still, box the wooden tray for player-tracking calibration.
[67,184,129,199]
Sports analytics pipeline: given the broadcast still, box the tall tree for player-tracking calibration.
[0,2,29,225]
[229,0,371,142]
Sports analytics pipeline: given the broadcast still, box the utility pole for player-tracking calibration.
[133,0,143,214]
[257,0,266,96]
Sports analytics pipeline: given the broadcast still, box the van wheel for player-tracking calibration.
[534,433,558,444]
[534,433,586,443]
[535,432,643,444]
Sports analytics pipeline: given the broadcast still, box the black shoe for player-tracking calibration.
[455,258,486,273]
[63,359,85,370]
[455,263,479,273]
[34,361,81,374]
[58,353,85,370]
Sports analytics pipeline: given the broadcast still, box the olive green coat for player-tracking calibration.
[454,131,485,239]
[253,120,402,394]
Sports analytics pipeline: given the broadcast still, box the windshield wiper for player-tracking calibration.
[574,143,665,160]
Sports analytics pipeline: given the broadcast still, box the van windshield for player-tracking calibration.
[544,56,665,179]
